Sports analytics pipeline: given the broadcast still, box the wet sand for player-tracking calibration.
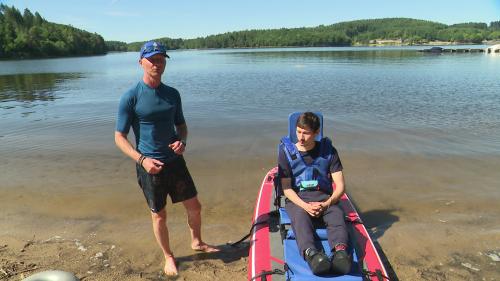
[1,123,499,281]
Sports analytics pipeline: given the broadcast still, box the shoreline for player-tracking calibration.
[112,42,497,52]
[3,42,499,61]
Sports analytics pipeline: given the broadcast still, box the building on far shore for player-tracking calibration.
[486,44,500,54]
[369,39,403,45]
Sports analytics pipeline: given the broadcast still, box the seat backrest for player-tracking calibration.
[274,112,325,208]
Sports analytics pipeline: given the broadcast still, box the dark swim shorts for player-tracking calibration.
[136,156,198,213]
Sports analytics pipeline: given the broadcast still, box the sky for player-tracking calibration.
[2,0,499,43]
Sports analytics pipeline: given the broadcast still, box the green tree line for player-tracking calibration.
[1,4,499,59]
[0,5,106,59]
[127,18,500,51]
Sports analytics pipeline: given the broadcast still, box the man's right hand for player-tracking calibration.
[142,158,164,174]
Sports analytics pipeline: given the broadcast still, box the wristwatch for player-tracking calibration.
[181,140,187,147]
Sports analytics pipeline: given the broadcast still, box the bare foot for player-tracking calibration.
[164,254,178,276]
[191,242,220,253]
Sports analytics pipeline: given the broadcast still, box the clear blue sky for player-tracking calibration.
[2,0,499,43]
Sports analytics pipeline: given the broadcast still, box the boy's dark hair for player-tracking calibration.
[296,112,320,132]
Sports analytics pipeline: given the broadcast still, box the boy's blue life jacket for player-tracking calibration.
[280,136,333,194]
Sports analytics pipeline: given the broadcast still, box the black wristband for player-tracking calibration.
[181,140,186,147]
[137,154,145,165]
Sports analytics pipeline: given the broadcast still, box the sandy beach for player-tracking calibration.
[1,127,499,281]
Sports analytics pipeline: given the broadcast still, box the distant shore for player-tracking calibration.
[358,40,500,47]
[3,42,499,61]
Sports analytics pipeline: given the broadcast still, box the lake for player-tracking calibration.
[1,46,499,157]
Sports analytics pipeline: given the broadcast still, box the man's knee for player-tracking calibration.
[151,209,167,224]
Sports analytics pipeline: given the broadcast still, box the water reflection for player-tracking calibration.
[218,49,422,64]
[0,73,83,109]
[0,50,498,155]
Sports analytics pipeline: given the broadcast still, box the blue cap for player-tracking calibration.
[140,41,170,59]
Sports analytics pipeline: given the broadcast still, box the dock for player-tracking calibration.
[486,44,500,54]
[418,46,500,54]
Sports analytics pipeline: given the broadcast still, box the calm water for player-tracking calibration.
[1,46,499,156]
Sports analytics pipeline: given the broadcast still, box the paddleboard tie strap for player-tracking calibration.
[229,210,280,247]
[250,269,286,281]
[363,269,389,281]
[228,220,268,247]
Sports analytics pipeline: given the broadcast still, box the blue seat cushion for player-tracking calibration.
[284,238,362,281]
[279,207,291,225]
[280,206,363,280]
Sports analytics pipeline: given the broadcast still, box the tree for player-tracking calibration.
[0,5,107,59]
[2,6,495,58]
[33,12,44,26]
[23,8,34,27]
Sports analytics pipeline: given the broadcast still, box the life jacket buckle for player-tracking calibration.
[299,180,318,191]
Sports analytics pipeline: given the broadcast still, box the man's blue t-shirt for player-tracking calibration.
[116,81,185,163]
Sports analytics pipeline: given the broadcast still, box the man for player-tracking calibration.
[115,41,218,276]
[278,112,351,275]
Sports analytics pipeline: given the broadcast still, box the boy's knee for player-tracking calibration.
[295,208,311,219]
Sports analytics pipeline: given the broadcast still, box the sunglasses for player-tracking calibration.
[146,56,166,65]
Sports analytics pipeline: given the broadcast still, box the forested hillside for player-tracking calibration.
[0,5,106,59]
[129,18,500,50]
[1,4,499,59]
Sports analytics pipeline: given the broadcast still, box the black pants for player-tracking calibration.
[285,190,348,257]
